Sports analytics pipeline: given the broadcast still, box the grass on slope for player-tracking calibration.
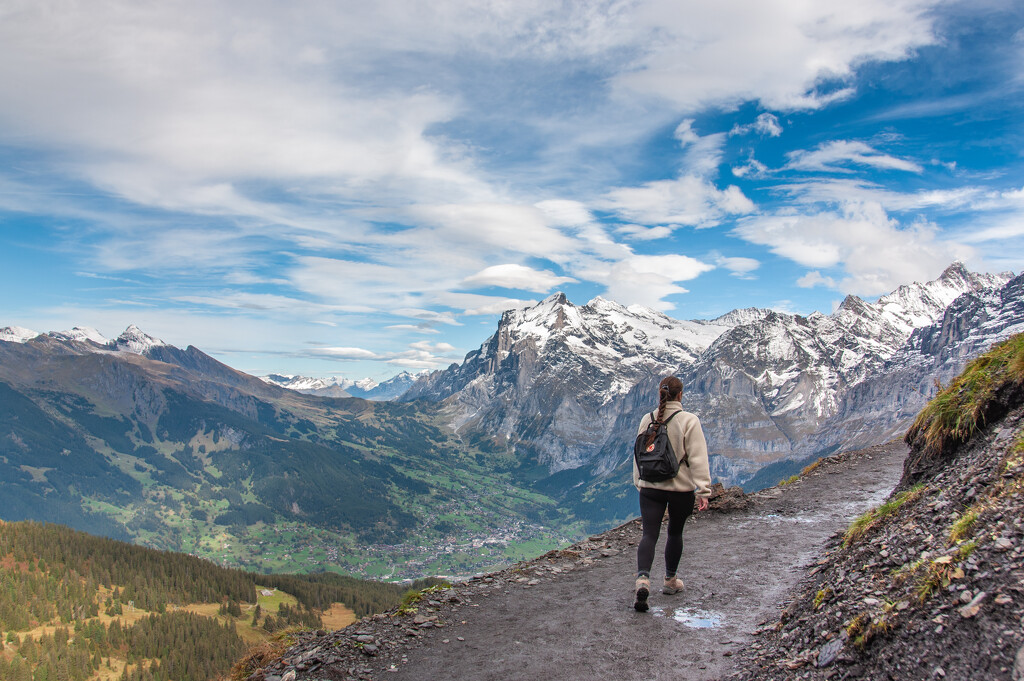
[842,484,925,548]
[906,333,1024,458]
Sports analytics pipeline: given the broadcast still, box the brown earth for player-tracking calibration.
[250,440,907,681]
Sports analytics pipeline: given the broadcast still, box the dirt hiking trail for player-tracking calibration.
[379,441,907,681]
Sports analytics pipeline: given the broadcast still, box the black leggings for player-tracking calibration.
[637,487,695,578]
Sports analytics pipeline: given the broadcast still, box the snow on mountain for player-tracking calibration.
[260,371,418,400]
[261,374,341,392]
[403,291,773,471]
[1,323,168,356]
[405,263,1019,480]
[598,264,1019,483]
[112,324,168,355]
[48,326,111,345]
[0,326,39,343]
[478,293,740,376]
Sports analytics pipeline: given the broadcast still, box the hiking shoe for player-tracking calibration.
[663,576,684,594]
[633,577,650,612]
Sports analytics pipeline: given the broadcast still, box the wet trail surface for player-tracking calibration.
[381,441,907,681]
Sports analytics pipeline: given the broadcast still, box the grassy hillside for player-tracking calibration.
[0,521,441,681]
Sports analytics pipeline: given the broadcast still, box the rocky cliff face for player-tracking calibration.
[403,293,770,472]
[406,263,1017,485]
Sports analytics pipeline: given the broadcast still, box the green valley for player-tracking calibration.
[0,338,587,579]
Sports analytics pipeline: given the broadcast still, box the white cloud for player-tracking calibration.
[614,1,939,111]
[579,254,715,310]
[314,347,380,360]
[392,308,462,326]
[434,292,536,316]
[410,340,456,353]
[601,175,754,227]
[716,256,760,278]
[408,203,579,259]
[796,271,838,289]
[309,338,465,368]
[673,120,729,177]
[461,264,576,293]
[385,324,441,334]
[733,202,974,296]
[730,112,783,137]
[534,199,594,227]
[754,113,783,137]
[774,178,983,212]
[786,141,924,173]
[174,292,371,314]
[731,158,769,179]
[615,224,674,241]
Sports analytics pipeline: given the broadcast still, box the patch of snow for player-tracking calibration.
[49,326,110,345]
[0,326,39,343]
[113,324,168,355]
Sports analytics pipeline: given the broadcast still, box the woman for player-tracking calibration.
[632,375,711,612]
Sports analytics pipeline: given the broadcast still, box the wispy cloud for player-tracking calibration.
[785,141,924,174]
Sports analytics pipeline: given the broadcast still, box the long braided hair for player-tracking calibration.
[644,375,683,448]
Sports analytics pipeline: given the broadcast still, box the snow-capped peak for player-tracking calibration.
[873,263,1013,332]
[113,325,168,355]
[0,326,40,343]
[49,326,111,345]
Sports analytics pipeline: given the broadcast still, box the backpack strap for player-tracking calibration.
[651,410,681,426]
[660,410,686,466]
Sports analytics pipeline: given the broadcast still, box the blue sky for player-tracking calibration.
[1,0,1023,381]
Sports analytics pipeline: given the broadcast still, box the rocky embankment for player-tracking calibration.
[731,352,1024,680]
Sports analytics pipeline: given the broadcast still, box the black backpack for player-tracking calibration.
[634,411,686,482]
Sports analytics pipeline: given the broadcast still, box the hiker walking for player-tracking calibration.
[632,375,711,612]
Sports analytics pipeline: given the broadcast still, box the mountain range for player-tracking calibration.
[401,263,1020,516]
[2,261,1022,575]
[259,371,419,401]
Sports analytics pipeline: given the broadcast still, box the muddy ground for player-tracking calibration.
[359,441,908,681]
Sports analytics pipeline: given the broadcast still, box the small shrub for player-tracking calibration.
[843,484,925,547]
[813,588,832,610]
[956,539,978,560]
[801,459,822,476]
[394,583,451,616]
[779,474,799,487]
[846,612,869,640]
[230,641,287,681]
[855,613,895,649]
[948,508,980,545]
[893,556,926,583]
[915,556,964,603]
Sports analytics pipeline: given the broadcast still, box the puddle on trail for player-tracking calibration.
[649,605,723,629]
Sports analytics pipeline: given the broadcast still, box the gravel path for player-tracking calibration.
[381,441,908,681]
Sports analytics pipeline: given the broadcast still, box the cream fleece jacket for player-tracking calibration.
[632,401,712,497]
